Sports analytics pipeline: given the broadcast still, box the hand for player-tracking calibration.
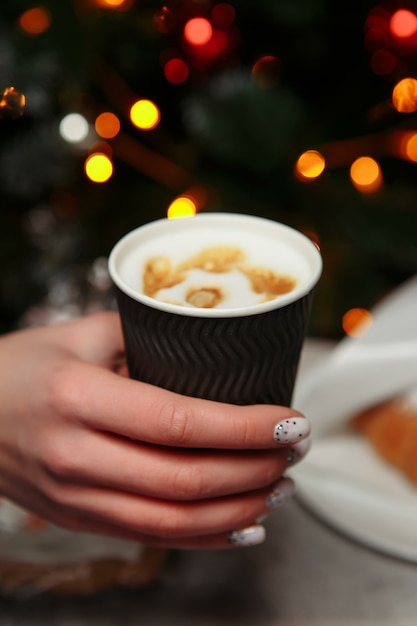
[0,312,310,549]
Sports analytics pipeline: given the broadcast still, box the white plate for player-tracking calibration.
[290,422,417,561]
[290,276,417,561]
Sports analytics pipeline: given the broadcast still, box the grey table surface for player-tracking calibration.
[1,498,417,626]
[1,341,417,625]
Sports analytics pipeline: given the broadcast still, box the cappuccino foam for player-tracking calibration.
[143,246,297,309]
[109,214,322,317]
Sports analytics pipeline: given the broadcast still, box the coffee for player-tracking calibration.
[111,214,318,317]
[108,213,322,404]
[143,245,297,309]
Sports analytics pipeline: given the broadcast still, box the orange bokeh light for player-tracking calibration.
[390,9,417,38]
[402,132,417,161]
[95,112,121,139]
[295,150,326,181]
[342,308,373,338]
[95,0,132,9]
[18,7,52,35]
[392,77,417,113]
[350,156,382,193]
[184,17,213,46]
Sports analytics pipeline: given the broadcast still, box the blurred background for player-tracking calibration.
[1,0,417,339]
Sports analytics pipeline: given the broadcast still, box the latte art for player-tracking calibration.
[143,246,297,309]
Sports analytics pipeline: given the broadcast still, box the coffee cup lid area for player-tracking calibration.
[108,213,322,318]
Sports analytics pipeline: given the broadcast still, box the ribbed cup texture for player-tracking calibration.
[116,288,314,406]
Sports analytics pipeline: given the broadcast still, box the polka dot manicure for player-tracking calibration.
[273,417,311,445]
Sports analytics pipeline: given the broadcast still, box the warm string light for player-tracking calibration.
[156,3,238,82]
[167,196,197,219]
[342,308,373,338]
[401,132,417,161]
[94,0,133,10]
[130,99,161,130]
[392,77,417,113]
[295,150,326,181]
[92,64,191,188]
[365,6,417,77]
[95,112,121,139]
[167,185,209,219]
[18,7,52,35]
[0,86,26,119]
[350,156,383,193]
[84,153,114,183]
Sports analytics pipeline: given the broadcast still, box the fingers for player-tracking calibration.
[39,426,293,501]
[46,312,311,450]
[63,360,310,450]
[51,311,126,365]
[34,476,296,550]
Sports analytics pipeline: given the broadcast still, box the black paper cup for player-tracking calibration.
[108,213,322,406]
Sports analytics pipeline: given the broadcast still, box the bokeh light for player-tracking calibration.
[401,132,417,161]
[85,153,113,183]
[59,113,89,143]
[184,17,213,46]
[295,150,326,181]
[252,55,282,88]
[364,9,390,51]
[370,49,397,75]
[130,99,161,130]
[95,0,133,9]
[164,58,189,84]
[167,196,197,219]
[18,7,52,35]
[95,112,121,138]
[0,87,26,119]
[342,308,373,338]
[390,9,417,39]
[350,156,382,193]
[211,4,236,28]
[392,77,417,113]
[153,6,176,33]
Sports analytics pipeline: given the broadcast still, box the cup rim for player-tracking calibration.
[108,212,322,318]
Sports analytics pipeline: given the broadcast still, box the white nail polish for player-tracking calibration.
[228,524,266,547]
[267,477,295,510]
[286,437,311,465]
[273,417,311,445]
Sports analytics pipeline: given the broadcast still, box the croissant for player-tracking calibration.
[351,391,417,485]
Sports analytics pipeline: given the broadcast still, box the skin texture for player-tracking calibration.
[0,312,310,549]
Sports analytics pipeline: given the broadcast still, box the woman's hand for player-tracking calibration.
[0,312,310,549]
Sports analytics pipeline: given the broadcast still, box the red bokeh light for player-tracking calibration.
[164,58,189,84]
[390,9,417,39]
[211,3,235,28]
[184,17,213,46]
[371,48,397,75]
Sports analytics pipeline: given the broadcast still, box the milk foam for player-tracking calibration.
[110,214,322,317]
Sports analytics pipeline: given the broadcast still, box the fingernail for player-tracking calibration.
[273,417,311,445]
[266,476,295,511]
[286,437,311,466]
[227,524,266,547]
